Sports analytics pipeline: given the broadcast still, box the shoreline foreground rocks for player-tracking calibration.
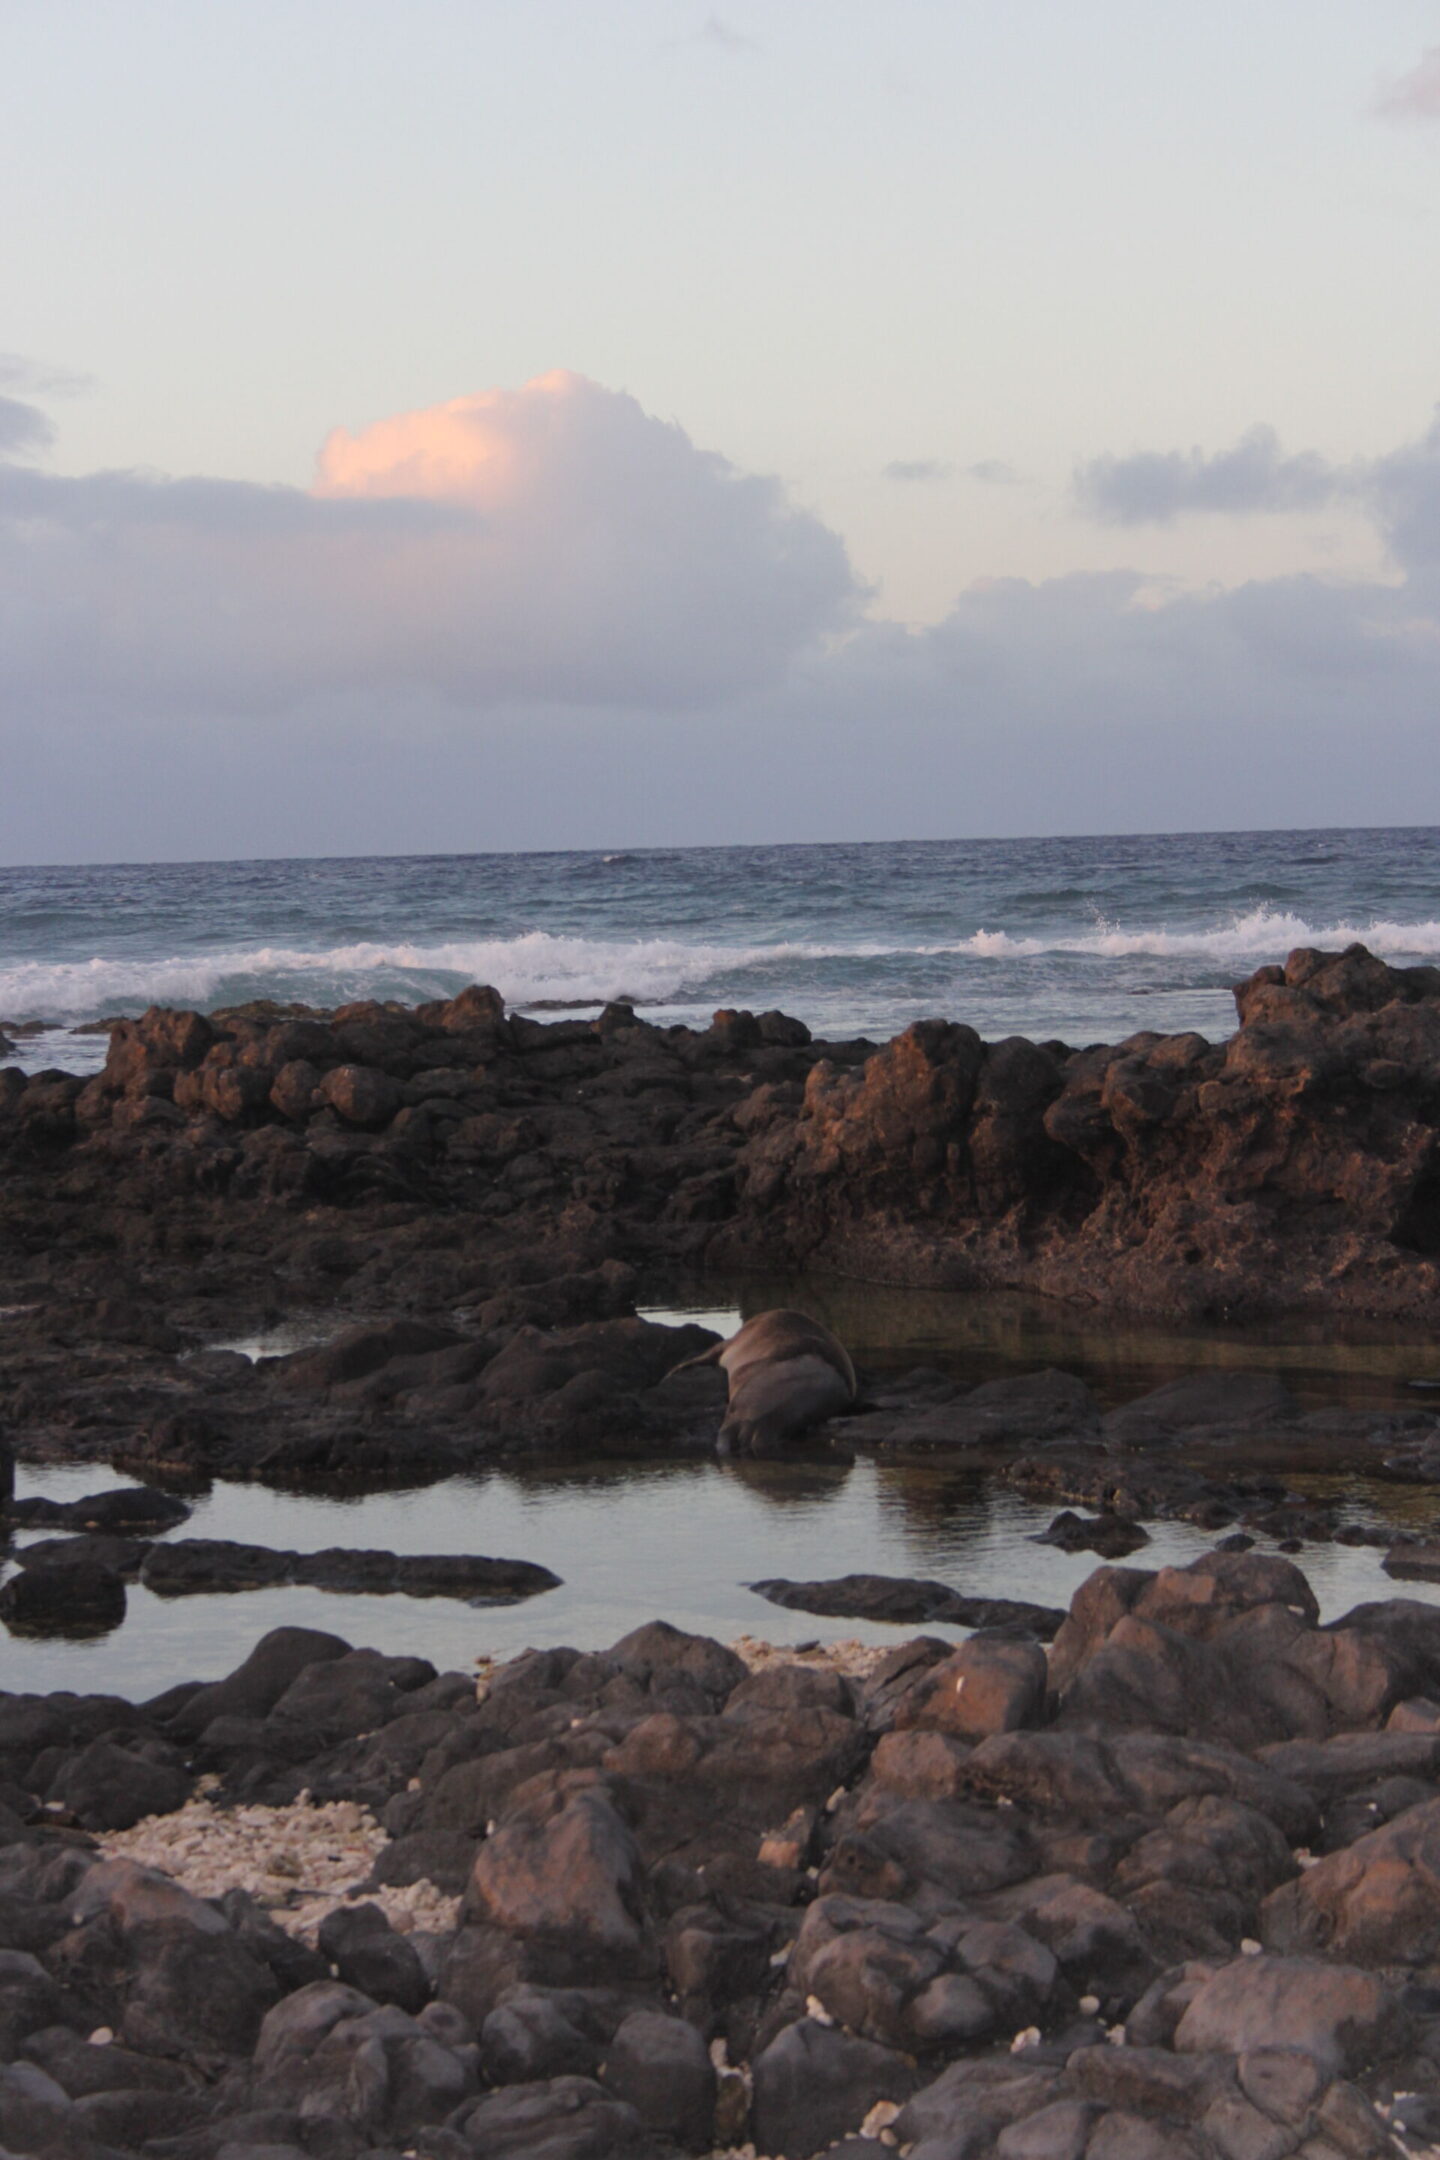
[5,1553,1440,2154]
[7,947,1440,2147]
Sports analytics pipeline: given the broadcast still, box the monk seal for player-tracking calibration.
[671,1308,857,1454]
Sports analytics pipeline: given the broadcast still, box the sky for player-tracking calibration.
[2,0,1440,861]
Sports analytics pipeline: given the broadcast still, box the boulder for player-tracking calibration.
[1261,1795,1440,1965]
[1172,1954,1403,2077]
[467,1788,652,1981]
[750,2017,920,2160]
[600,2007,715,2146]
[316,1063,402,1126]
[891,1636,1048,1740]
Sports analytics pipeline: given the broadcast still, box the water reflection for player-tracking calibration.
[651,1276,1440,1410]
[718,1456,854,1507]
[8,1277,1440,1701]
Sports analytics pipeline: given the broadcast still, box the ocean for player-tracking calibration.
[5,824,1440,1074]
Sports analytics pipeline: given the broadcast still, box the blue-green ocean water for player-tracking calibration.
[5,826,1440,1072]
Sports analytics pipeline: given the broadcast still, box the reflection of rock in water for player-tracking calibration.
[719,1455,854,1507]
[873,1461,993,1546]
[688,1272,1440,1415]
[497,1458,707,1498]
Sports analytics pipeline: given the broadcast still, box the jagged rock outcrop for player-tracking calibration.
[714,943,1440,1317]
[8,944,1440,1325]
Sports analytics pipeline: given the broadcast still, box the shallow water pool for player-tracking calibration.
[6,1441,1440,1702]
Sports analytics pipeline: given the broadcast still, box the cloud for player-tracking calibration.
[0,369,859,716]
[882,458,952,484]
[965,460,1018,486]
[1071,410,1440,575]
[1376,46,1440,120]
[5,383,1440,860]
[1370,413,1440,566]
[698,14,758,53]
[0,396,53,459]
[1075,425,1349,524]
[0,353,94,398]
[662,14,758,56]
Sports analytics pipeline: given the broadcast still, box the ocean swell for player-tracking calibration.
[3,908,1440,1029]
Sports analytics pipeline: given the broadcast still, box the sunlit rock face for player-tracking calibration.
[715,943,1440,1322]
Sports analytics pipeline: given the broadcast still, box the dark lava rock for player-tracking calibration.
[849,1367,1103,1452]
[1384,1537,1440,1582]
[748,1572,1066,1637]
[1033,1510,1151,1558]
[14,1532,152,1578]
[466,1787,652,1983]
[44,1736,190,1830]
[446,2074,659,2159]
[275,1317,466,1391]
[1262,1795,1440,1966]
[3,1572,1440,2157]
[8,1486,191,1532]
[887,1636,1050,1741]
[1103,1371,1302,1444]
[140,1538,294,1594]
[710,943,1440,1320]
[0,1559,126,1636]
[161,1623,353,1739]
[1172,1953,1404,2077]
[136,1537,560,1602]
[600,2006,716,2145]
[751,2018,920,2160]
[316,1901,430,2013]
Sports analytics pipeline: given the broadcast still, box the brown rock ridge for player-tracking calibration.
[4,942,1440,1322]
[716,941,1440,1318]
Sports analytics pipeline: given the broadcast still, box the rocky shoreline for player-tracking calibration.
[6,1559,1440,2157]
[6,944,1440,2151]
[3,942,1440,1505]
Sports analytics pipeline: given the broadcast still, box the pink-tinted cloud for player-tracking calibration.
[0,371,859,715]
[6,379,1440,859]
[1376,46,1440,121]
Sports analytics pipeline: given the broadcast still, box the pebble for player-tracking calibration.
[98,1793,460,1943]
[727,1633,892,1678]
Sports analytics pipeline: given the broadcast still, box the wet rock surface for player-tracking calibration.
[748,1574,1069,1638]
[0,1556,1439,2156]
[0,947,1437,1499]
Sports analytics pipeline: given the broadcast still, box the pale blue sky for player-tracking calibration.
[3,2,1440,857]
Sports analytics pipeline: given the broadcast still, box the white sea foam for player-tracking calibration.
[3,909,1439,1024]
[0,933,811,1020]
[932,907,1440,964]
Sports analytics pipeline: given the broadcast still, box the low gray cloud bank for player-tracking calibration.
[3,373,1439,858]
[1075,424,1351,524]
[0,396,54,458]
[883,458,952,484]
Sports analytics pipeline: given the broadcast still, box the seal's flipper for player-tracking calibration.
[667,1339,726,1376]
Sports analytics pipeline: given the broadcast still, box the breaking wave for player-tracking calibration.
[0,933,821,1022]
[3,908,1440,1027]
[949,908,1440,964]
